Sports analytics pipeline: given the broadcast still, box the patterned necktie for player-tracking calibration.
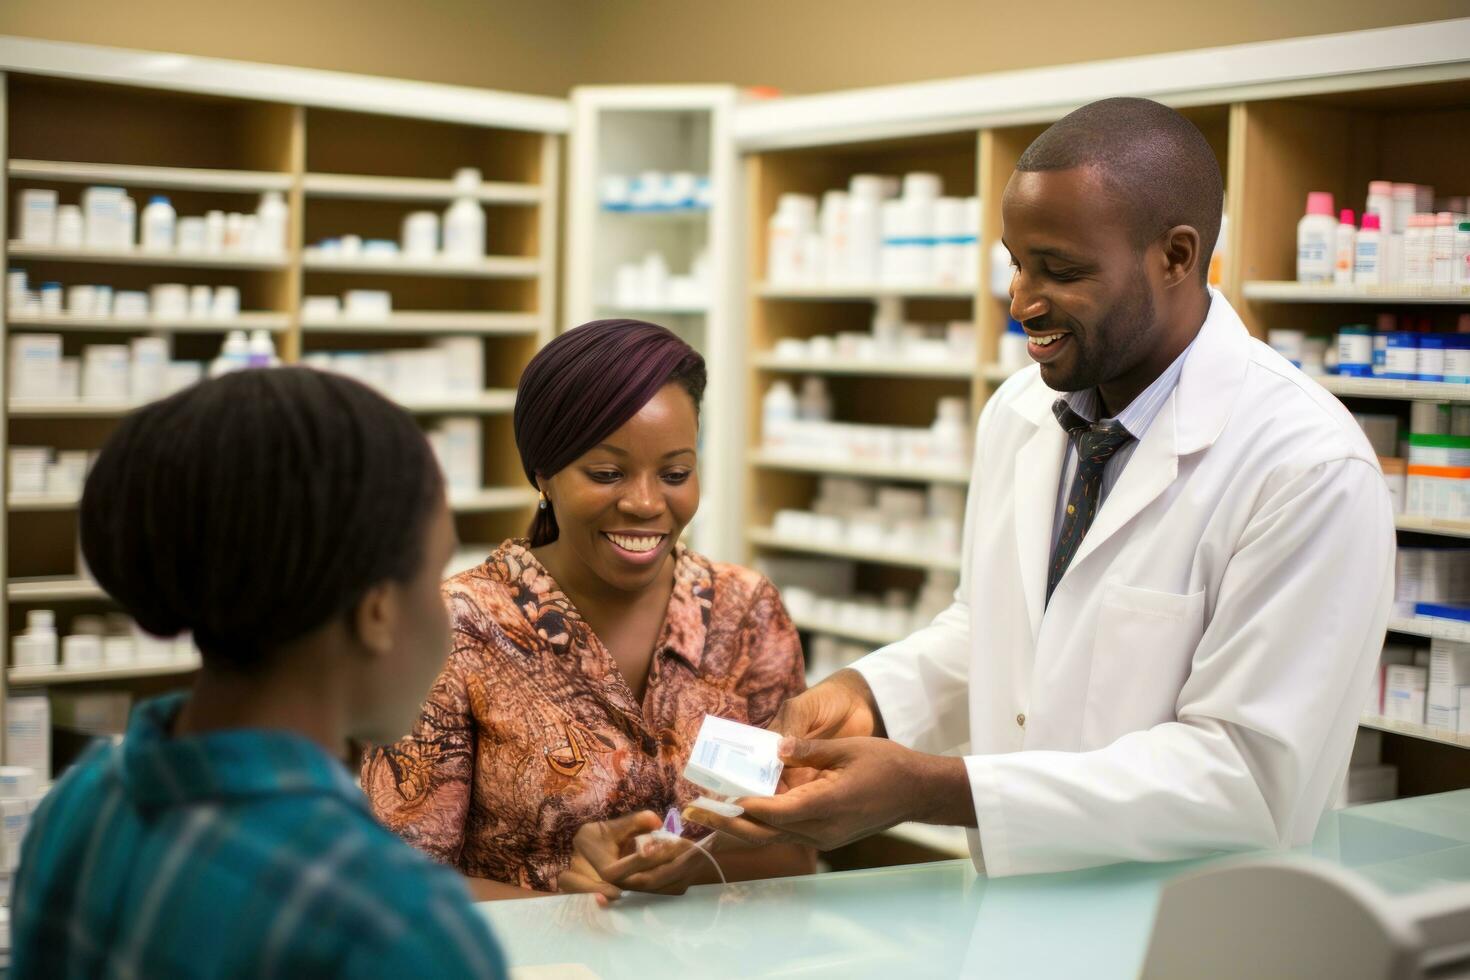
[1046,400,1135,604]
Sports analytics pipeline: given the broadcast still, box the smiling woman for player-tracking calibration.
[363,320,815,903]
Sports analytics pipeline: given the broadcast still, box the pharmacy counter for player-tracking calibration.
[478,790,1470,979]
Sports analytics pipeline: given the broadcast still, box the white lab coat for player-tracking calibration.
[853,291,1395,878]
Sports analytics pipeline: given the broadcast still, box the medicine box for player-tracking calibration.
[1384,664,1427,725]
[4,696,51,782]
[8,334,62,402]
[1367,645,1420,715]
[1460,688,1470,735]
[683,715,784,799]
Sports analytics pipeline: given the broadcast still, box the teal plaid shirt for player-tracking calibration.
[11,693,506,979]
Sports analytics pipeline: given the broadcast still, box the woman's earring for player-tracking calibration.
[538,491,548,511]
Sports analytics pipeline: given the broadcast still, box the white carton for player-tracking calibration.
[1384,664,1428,725]
[683,715,784,799]
[4,696,50,782]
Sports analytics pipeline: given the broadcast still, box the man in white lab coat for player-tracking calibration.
[693,97,1395,876]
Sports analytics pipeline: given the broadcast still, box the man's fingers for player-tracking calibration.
[684,807,798,846]
[738,781,839,826]
[778,736,847,770]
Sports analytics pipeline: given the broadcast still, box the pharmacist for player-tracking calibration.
[692,97,1396,876]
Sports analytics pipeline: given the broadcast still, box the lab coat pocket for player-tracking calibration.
[1085,582,1206,745]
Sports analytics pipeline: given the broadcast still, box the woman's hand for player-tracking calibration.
[556,811,721,902]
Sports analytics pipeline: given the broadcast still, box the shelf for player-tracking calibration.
[748,527,961,572]
[9,400,144,418]
[302,254,541,279]
[1318,375,1470,403]
[1388,616,1470,643]
[882,822,971,858]
[1360,714,1470,749]
[448,487,538,513]
[8,313,290,334]
[397,390,516,414]
[596,304,708,317]
[757,282,976,302]
[9,159,292,193]
[749,450,971,485]
[8,493,81,512]
[7,576,107,602]
[302,172,542,205]
[754,353,974,380]
[600,207,709,220]
[300,311,543,336]
[788,612,906,648]
[1396,516,1470,539]
[8,657,201,687]
[1242,281,1470,305]
[7,242,288,270]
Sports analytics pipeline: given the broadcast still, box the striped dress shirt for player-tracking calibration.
[1050,334,1200,553]
[10,692,506,979]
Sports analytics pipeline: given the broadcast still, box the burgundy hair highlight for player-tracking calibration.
[515,319,706,546]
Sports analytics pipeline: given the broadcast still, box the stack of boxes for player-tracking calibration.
[1428,638,1470,732]
[1366,637,1470,735]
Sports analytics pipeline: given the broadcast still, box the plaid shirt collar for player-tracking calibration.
[119,692,369,812]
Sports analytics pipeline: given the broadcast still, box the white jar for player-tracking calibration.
[140,196,176,252]
[762,381,798,450]
[1355,213,1382,286]
[767,194,817,285]
[62,634,102,669]
[255,191,289,256]
[55,205,84,248]
[1296,192,1336,284]
[401,211,440,260]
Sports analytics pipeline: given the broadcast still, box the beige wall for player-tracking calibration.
[1,0,1468,97]
[0,0,587,96]
[573,0,1470,93]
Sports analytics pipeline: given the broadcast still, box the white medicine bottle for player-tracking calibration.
[210,330,251,378]
[931,398,970,467]
[1355,212,1382,286]
[1296,192,1336,284]
[141,195,176,252]
[798,376,831,422]
[442,168,486,262]
[256,191,289,256]
[247,329,278,368]
[25,609,58,666]
[767,194,816,285]
[762,380,798,450]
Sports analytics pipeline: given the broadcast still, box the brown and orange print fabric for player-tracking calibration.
[362,539,805,892]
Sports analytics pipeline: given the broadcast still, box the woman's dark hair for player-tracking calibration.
[79,367,445,671]
[514,319,705,547]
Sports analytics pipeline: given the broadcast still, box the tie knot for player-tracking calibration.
[1053,399,1134,461]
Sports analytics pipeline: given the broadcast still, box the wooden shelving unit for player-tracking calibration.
[741,131,982,650]
[0,52,566,760]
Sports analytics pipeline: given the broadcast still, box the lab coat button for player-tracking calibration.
[1016,713,1026,727]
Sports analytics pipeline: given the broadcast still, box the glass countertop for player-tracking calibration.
[479,790,1470,979]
